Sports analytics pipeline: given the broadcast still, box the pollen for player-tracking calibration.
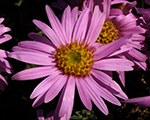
[55,40,95,77]
[97,20,119,45]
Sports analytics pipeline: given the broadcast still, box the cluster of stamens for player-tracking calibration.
[97,20,119,45]
[55,40,95,77]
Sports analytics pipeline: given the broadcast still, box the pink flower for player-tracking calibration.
[122,96,150,108]
[0,18,13,91]
[85,0,147,87]
[10,5,134,119]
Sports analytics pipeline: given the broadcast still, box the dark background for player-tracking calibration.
[0,0,150,119]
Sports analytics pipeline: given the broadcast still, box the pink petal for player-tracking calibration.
[28,32,56,48]
[0,18,4,24]
[33,19,61,47]
[36,109,44,120]
[94,34,132,60]
[30,70,61,99]
[9,51,55,65]
[93,58,134,71]
[72,8,90,43]
[61,6,72,43]
[117,71,125,87]
[0,34,12,44]
[103,0,111,18]
[44,75,67,103]
[84,77,108,115]
[12,66,54,80]
[89,75,121,106]
[32,91,47,108]
[85,6,106,45]
[59,76,75,117]
[122,96,150,107]
[91,70,120,94]
[76,77,92,110]
[45,5,67,44]
[0,26,11,36]
[0,50,9,58]
[17,41,55,54]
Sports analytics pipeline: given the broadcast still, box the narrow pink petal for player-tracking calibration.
[91,70,119,94]
[109,45,132,57]
[85,7,106,45]
[71,7,78,25]
[30,70,61,99]
[84,77,108,115]
[0,74,8,85]
[0,58,13,74]
[33,19,61,47]
[72,8,90,43]
[112,80,128,100]
[0,18,4,24]
[32,91,47,108]
[93,58,134,71]
[12,66,54,80]
[123,96,150,107]
[9,51,55,65]
[17,41,55,54]
[44,75,67,103]
[61,6,72,43]
[59,76,75,117]
[103,0,111,18]
[45,5,67,44]
[0,34,12,44]
[117,71,125,87]
[127,49,147,62]
[0,50,9,58]
[134,61,147,71]
[0,26,11,36]
[89,75,121,106]
[114,13,136,28]
[76,78,92,110]
[28,32,56,48]
[94,34,132,60]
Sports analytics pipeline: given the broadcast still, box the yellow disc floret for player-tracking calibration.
[97,20,119,45]
[55,40,95,77]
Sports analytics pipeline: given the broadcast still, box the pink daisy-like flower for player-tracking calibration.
[0,18,13,91]
[10,5,134,119]
[87,0,147,87]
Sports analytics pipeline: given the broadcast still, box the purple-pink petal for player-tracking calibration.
[44,75,67,103]
[76,77,92,110]
[12,66,55,80]
[93,58,134,71]
[123,96,150,107]
[59,76,75,117]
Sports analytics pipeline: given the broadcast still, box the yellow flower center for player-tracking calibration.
[97,20,119,45]
[55,40,95,77]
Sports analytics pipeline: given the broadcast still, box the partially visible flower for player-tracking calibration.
[10,5,134,120]
[0,18,13,91]
[36,109,65,120]
[92,0,147,86]
[122,96,150,108]
[135,0,150,38]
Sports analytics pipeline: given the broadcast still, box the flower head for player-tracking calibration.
[10,5,134,119]
[0,18,13,91]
